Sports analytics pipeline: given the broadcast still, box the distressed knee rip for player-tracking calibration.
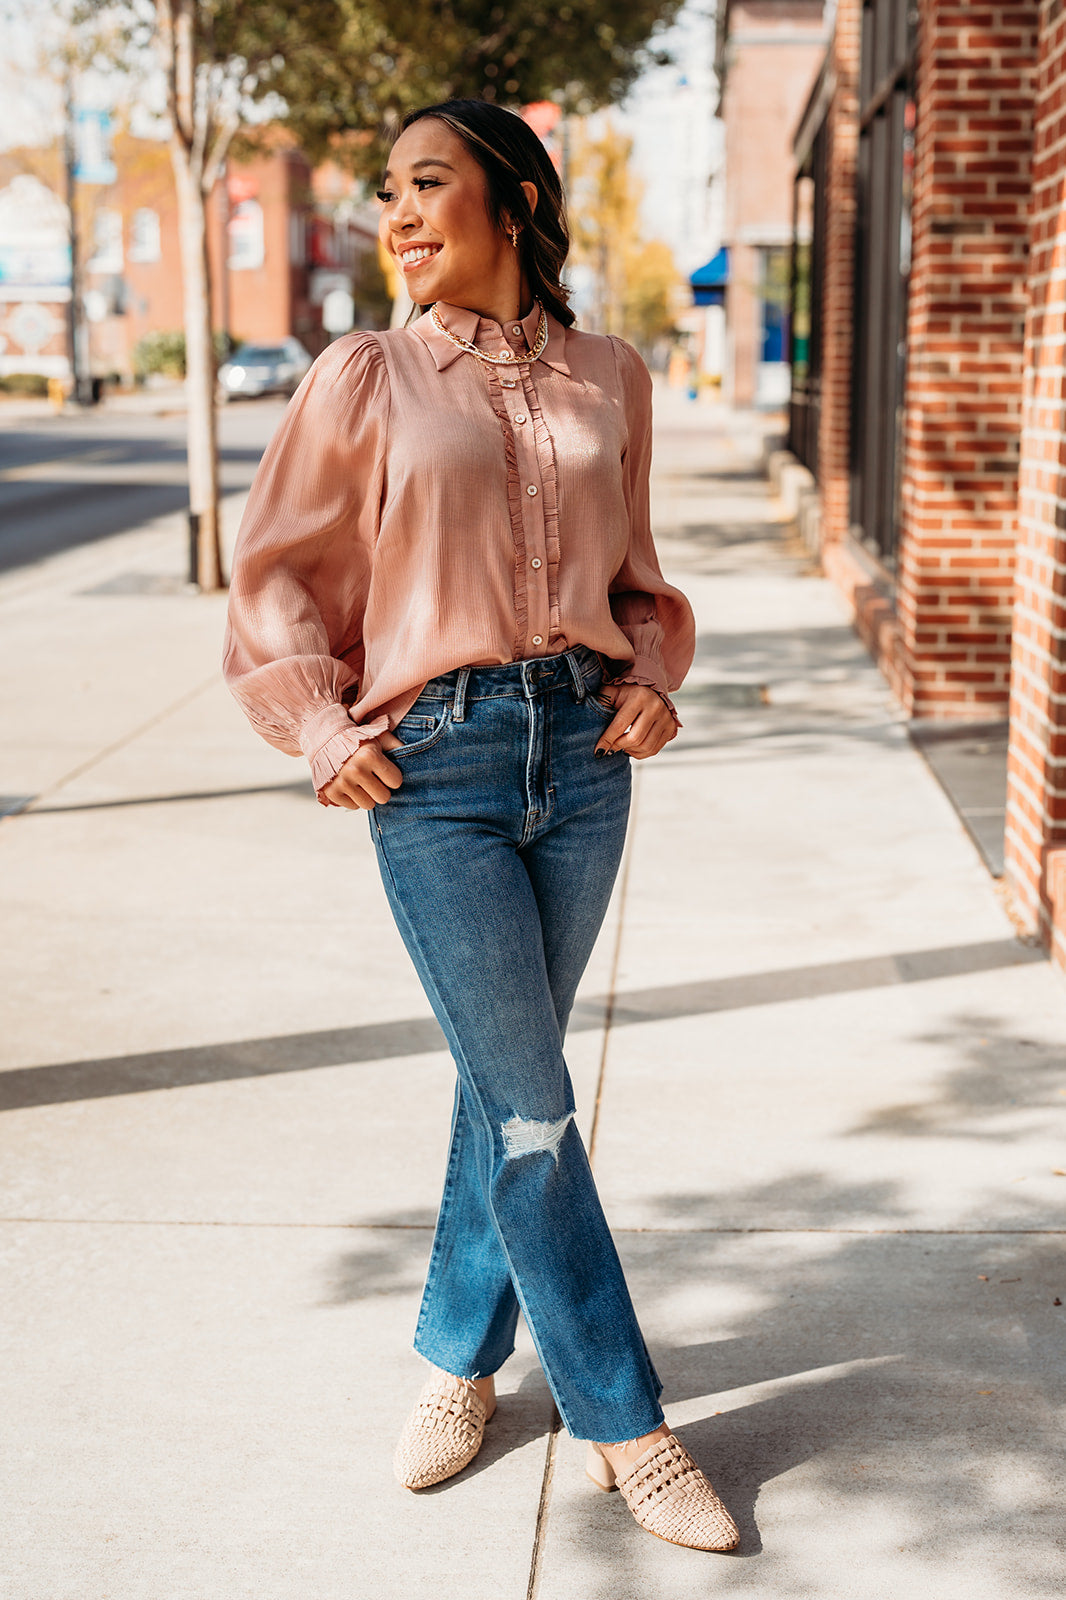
[501,1111,574,1163]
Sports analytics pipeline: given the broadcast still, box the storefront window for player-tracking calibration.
[128,208,161,264]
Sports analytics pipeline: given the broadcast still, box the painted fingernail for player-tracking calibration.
[595,747,606,758]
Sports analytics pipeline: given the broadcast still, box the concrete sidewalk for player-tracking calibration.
[0,378,190,424]
[1,390,1063,1599]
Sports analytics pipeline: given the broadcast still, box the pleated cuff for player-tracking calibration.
[605,657,682,729]
[299,703,390,804]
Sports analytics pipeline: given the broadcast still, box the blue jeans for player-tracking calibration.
[369,646,664,1442]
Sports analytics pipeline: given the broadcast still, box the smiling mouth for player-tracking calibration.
[400,243,442,270]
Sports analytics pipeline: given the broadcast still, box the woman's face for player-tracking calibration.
[378,119,525,316]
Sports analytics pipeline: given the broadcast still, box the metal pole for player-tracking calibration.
[63,71,87,405]
[218,163,231,352]
[187,511,200,588]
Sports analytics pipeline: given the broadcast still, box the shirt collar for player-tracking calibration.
[412,300,571,377]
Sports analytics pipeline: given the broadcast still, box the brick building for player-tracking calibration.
[714,0,828,405]
[0,129,385,385]
[780,0,1066,970]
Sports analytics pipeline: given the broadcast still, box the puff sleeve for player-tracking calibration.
[222,333,390,796]
[605,336,696,721]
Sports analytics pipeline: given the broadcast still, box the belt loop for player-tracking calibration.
[564,647,586,702]
[452,666,470,722]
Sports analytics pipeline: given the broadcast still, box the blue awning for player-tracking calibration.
[690,248,729,289]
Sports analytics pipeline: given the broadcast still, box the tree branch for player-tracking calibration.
[203,104,241,194]
[154,0,188,151]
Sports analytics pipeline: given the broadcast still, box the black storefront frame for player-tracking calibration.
[850,0,917,569]
[789,61,830,479]
[790,2,916,566]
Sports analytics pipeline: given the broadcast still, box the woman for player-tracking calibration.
[223,99,737,1553]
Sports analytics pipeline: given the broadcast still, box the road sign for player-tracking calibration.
[322,288,355,335]
[74,111,117,185]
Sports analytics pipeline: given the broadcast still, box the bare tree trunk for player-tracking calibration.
[170,147,219,588]
[158,0,228,592]
[172,147,221,590]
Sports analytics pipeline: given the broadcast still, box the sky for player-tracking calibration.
[0,2,65,150]
[617,1,723,276]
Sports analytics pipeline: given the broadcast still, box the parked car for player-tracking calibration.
[218,338,313,401]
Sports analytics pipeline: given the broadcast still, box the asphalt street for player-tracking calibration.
[0,397,286,573]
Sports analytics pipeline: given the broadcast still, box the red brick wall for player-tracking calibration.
[895,1,1038,717]
[215,150,314,346]
[817,0,862,544]
[1006,0,1066,961]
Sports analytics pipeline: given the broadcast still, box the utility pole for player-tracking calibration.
[217,162,231,351]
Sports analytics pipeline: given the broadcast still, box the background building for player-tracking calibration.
[714,0,827,404]
[0,126,386,386]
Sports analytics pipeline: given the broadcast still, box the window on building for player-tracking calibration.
[87,207,123,274]
[760,247,790,364]
[228,199,264,270]
[289,213,308,266]
[128,208,161,263]
[789,52,831,480]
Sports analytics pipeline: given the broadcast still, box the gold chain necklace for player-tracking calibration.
[430,302,548,366]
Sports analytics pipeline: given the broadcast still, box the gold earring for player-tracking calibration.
[511,224,519,249]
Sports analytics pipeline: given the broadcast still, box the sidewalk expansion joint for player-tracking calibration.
[0,670,218,823]
[0,1218,1062,1235]
[0,1216,436,1229]
[615,1224,1066,1235]
[526,1409,561,1600]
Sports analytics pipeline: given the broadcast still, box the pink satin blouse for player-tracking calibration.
[222,299,696,797]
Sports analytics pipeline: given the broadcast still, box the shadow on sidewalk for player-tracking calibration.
[0,938,1042,1111]
[316,1173,1063,1584]
[307,1003,1065,1584]
[610,1220,1063,1576]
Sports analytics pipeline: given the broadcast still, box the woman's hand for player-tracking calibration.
[321,732,405,810]
[594,684,677,760]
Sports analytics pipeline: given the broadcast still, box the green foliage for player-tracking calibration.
[132,329,187,378]
[81,1,682,174]
[0,373,50,396]
[624,238,681,348]
[132,328,233,377]
[568,118,680,349]
[276,0,683,170]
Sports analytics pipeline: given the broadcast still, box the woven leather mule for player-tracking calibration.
[586,1433,739,1551]
[394,1370,495,1490]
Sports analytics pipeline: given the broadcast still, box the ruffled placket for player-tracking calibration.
[474,310,559,660]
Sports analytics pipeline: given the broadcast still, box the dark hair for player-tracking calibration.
[398,99,574,328]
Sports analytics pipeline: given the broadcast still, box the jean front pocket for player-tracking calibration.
[391,699,452,759]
